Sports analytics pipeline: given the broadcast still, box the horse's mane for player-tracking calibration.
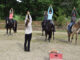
[73,20,80,27]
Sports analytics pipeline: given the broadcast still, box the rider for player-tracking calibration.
[68,7,78,32]
[44,11,48,21]
[9,8,14,24]
[47,5,55,31]
[42,11,48,26]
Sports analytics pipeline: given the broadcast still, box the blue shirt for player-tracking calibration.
[47,7,53,20]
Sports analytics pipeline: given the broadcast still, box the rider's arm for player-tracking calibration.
[71,10,74,16]
[29,14,32,24]
[48,7,50,14]
[25,15,28,23]
[51,7,53,15]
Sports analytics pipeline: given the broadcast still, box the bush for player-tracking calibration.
[56,8,68,26]
[13,14,25,21]
[56,15,66,26]
[36,16,44,21]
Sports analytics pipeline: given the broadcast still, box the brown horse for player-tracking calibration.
[67,20,80,44]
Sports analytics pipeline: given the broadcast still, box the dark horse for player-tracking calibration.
[41,20,55,42]
[5,17,17,35]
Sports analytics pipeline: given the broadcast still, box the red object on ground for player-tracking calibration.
[49,53,63,60]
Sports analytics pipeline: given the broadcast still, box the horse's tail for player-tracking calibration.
[13,20,17,33]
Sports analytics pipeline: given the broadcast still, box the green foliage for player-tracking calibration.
[56,15,66,26]
[14,14,25,21]
[0,0,79,23]
[36,16,44,21]
[56,8,66,26]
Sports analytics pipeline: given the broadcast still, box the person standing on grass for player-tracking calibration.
[24,11,32,52]
[9,8,14,23]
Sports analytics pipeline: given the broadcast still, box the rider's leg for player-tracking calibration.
[68,22,73,33]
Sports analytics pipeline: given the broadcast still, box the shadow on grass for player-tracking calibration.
[17,42,24,51]
[55,38,68,43]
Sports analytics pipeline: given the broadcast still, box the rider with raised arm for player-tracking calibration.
[9,8,14,23]
[71,7,77,23]
[47,5,53,24]
[68,7,78,32]
[47,5,55,31]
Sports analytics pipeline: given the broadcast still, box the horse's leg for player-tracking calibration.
[71,33,74,42]
[75,33,78,45]
[42,29,44,36]
[9,28,11,35]
[45,31,47,41]
[53,32,54,40]
[68,32,71,42]
[48,32,52,42]
[6,28,8,34]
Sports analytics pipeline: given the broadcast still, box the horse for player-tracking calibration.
[42,20,55,42]
[5,17,17,35]
[67,20,80,44]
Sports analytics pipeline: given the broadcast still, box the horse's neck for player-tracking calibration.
[73,23,80,30]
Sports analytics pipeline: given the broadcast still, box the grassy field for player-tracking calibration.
[0,30,80,60]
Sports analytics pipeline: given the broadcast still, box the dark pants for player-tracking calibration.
[24,33,32,51]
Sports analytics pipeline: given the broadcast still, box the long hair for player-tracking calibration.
[25,15,30,27]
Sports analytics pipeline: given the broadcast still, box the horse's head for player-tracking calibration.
[6,17,10,25]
